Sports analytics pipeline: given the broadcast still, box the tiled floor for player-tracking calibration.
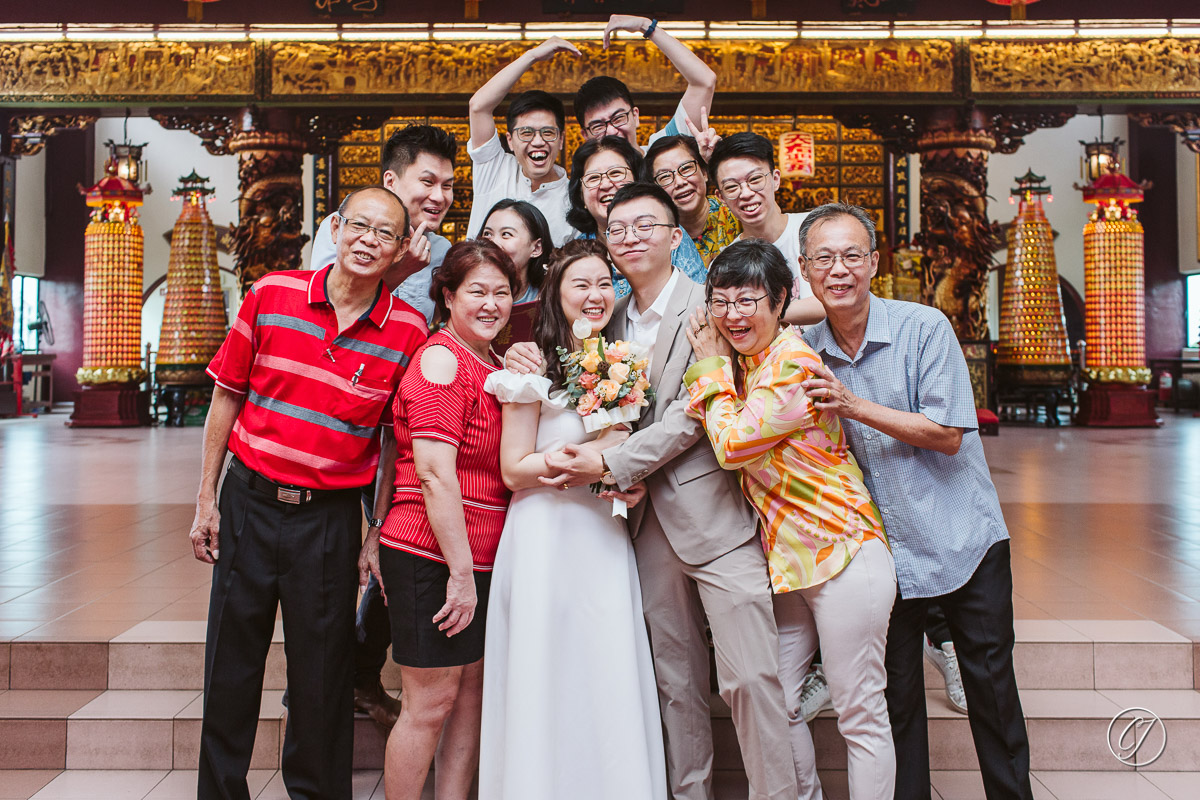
[1,412,1199,798]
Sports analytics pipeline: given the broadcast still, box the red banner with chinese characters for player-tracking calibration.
[778,131,815,180]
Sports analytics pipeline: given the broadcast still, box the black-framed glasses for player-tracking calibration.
[804,252,869,270]
[653,160,700,188]
[718,172,770,199]
[707,294,770,318]
[511,126,560,143]
[604,222,674,244]
[337,214,400,245]
[584,109,632,138]
[581,166,634,189]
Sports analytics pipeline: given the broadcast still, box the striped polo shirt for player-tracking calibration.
[381,330,510,570]
[207,266,429,491]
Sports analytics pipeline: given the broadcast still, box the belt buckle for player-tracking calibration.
[277,487,304,504]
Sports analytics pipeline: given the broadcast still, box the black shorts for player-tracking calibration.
[378,546,491,669]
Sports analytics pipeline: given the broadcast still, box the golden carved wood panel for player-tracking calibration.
[269,39,955,99]
[971,38,1200,96]
[0,41,255,102]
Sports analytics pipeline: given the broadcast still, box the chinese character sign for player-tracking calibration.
[779,131,815,179]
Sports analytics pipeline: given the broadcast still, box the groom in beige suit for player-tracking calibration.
[524,183,797,800]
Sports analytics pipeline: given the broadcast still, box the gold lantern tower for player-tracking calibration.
[1074,168,1160,427]
[997,170,1072,378]
[68,142,151,427]
[156,172,227,386]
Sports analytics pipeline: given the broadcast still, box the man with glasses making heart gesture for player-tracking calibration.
[575,15,717,154]
[467,36,582,247]
[708,132,827,326]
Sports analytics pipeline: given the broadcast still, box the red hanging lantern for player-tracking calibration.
[985,0,1042,21]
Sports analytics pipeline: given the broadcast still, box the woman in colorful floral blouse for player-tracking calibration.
[682,239,897,800]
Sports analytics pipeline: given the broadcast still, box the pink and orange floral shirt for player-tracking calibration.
[684,326,887,593]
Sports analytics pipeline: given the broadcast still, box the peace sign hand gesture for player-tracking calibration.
[684,106,721,162]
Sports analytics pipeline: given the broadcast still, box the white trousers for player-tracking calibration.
[774,537,897,800]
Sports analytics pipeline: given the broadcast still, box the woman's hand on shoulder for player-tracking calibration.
[419,343,458,385]
[504,341,544,375]
[684,305,731,361]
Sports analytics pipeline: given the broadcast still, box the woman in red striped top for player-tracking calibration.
[360,239,518,800]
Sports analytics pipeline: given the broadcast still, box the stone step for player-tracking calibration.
[3,686,1198,773]
[5,618,1192,693]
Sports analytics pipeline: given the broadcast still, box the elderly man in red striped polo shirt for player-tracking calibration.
[188,186,429,800]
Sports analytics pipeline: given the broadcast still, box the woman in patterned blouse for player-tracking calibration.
[643,134,742,268]
[682,239,897,800]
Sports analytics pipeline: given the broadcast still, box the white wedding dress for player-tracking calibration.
[478,371,666,800]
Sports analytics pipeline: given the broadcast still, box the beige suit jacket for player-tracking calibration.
[603,276,757,565]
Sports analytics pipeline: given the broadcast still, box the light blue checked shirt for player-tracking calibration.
[803,295,1010,599]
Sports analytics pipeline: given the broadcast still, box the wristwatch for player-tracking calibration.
[600,454,617,486]
[367,517,385,530]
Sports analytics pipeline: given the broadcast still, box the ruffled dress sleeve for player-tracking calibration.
[483,370,555,405]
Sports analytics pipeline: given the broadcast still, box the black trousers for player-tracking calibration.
[354,487,392,685]
[199,469,360,800]
[886,540,1033,800]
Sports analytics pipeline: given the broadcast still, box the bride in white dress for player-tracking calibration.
[479,239,666,800]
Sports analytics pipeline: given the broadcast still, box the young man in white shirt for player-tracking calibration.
[309,124,456,326]
[708,131,825,326]
[466,38,580,247]
[575,15,716,154]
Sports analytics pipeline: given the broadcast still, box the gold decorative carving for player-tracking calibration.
[841,165,881,184]
[794,122,839,139]
[842,143,885,163]
[343,128,381,143]
[0,41,255,101]
[971,39,1200,96]
[5,113,98,157]
[268,39,955,98]
[339,166,380,185]
[151,112,236,156]
[804,166,840,184]
[843,187,884,207]
[338,144,381,164]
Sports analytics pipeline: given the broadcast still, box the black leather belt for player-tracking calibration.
[227,457,350,505]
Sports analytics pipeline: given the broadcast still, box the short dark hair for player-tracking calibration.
[506,90,566,133]
[479,199,553,293]
[574,76,633,125]
[708,131,775,184]
[382,124,458,178]
[706,239,793,321]
[607,181,681,228]
[534,238,614,390]
[337,185,410,236]
[797,202,878,255]
[429,239,519,324]
[566,135,645,235]
[641,134,707,186]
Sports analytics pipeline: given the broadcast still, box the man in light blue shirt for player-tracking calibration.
[798,203,1033,800]
[309,124,456,327]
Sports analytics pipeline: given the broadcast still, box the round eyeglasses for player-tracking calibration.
[581,166,634,189]
[584,109,632,138]
[511,126,560,143]
[653,160,700,188]
[707,294,770,318]
[718,172,770,199]
[604,222,674,244]
[337,215,400,245]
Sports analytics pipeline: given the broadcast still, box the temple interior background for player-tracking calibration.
[2,0,1200,797]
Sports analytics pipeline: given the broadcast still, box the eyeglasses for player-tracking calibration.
[718,172,770,199]
[584,109,632,138]
[511,126,560,143]
[804,252,870,270]
[653,160,700,188]
[604,222,674,244]
[707,294,770,318]
[581,166,634,189]
[337,214,400,245]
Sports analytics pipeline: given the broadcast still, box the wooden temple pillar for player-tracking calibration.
[153,107,388,296]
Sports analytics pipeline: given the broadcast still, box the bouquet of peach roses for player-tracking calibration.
[556,318,655,434]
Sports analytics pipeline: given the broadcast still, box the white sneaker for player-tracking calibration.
[924,637,968,714]
[799,664,834,723]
